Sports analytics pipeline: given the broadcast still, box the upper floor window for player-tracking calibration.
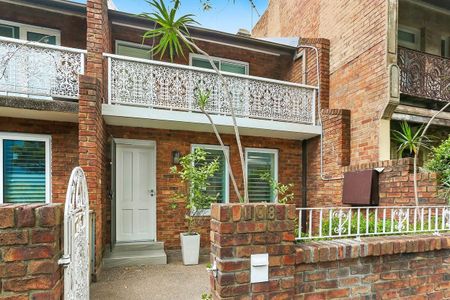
[115,40,152,60]
[398,26,421,50]
[0,133,51,204]
[246,148,278,203]
[190,54,249,75]
[0,20,60,45]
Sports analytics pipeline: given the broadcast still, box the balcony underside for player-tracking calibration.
[0,95,78,122]
[102,104,322,140]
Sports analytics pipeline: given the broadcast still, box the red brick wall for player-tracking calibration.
[306,109,351,208]
[0,118,78,204]
[111,24,294,81]
[295,235,450,299]
[253,0,390,164]
[78,75,107,275]
[81,0,110,275]
[344,158,444,206]
[209,203,297,299]
[107,126,302,249]
[210,203,450,299]
[0,2,86,49]
[0,204,63,300]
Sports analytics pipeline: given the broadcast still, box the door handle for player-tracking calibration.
[149,189,155,197]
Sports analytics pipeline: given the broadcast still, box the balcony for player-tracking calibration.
[0,37,85,99]
[398,47,450,103]
[103,54,321,139]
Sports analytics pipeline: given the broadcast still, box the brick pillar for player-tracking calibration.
[86,0,111,79]
[80,0,110,276]
[79,75,106,277]
[210,203,296,299]
[0,204,63,299]
[300,38,330,110]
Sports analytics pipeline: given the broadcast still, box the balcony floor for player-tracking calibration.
[102,104,322,140]
[0,95,78,122]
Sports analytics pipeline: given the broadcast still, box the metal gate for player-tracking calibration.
[58,167,90,300]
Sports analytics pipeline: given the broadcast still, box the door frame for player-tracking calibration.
[113,138,157,243]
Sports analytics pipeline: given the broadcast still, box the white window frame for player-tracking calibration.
[115,40,153,59]
[0,19,61,45]
[191,144,229,216]
[0,132,52,204]
[398,25,421,50]
[245,148,279,203]
[189,53,250,75]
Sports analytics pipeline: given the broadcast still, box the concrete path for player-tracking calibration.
[90,256,210,300]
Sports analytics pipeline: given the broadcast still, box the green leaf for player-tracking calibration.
[141,0,199,61]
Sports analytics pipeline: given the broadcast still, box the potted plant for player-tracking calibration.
[170,148,220,265]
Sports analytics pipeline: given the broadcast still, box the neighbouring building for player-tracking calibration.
[0,0,447,279]
[253,0,449,207]
[253,0,450,162]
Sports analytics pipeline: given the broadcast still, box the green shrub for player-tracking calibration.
[426,135,450,202]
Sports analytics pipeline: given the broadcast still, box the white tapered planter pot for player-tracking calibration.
[180,233,200,265]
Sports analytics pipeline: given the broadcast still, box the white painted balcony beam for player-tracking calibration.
[102,104,321,140]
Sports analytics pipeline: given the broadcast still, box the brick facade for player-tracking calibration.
[111,24,294,81]
[0,118,78,204]
[108,126,302,249]
[210,203,450,299]
[253,0,391,164]
[0,204,63,300]
[0,2,86,49]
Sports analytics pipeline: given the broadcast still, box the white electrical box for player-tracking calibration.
[250,253,269,283]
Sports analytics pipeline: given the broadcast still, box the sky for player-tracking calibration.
[71,0,268,34]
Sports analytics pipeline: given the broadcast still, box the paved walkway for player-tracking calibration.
[90,256,210,300]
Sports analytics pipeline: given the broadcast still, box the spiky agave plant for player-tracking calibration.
[141,0,248,202]
[392,121,430,158]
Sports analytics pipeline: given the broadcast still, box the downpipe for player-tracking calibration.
[297,41,343,181]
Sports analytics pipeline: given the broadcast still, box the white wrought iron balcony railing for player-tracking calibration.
[0,36,86,99]
[105,53,317,125]
[296,206,450,241]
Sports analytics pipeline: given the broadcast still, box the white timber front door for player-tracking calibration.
[115,140,156,242]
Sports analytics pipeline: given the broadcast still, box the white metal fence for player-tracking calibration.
[296,206,450,241]
[0,36,85,99]
[105,53,317,125]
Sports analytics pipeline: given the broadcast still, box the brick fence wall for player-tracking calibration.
[0,204,63,300]
[296,235,450,299]
[210,203,450,299]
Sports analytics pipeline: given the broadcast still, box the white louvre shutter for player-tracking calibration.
[247,151,276,203]
[3,139,46,203]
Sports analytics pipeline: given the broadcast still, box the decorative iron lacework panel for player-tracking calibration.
[109,56,315,124]
[398,47,450,102]
[0,38,84,99]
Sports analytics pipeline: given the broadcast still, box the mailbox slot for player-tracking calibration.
[251,253,269,283]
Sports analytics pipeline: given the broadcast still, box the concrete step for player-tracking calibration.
[103,242,167,268]
[113,241,165,252]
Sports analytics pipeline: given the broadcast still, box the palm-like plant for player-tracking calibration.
[141,0,248,202]
[392,121,430,158]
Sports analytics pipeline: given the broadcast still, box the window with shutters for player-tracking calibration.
[246,148,278,203]
[191,144,229,205]
[190,53,249,75]
[0,133,51,204]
